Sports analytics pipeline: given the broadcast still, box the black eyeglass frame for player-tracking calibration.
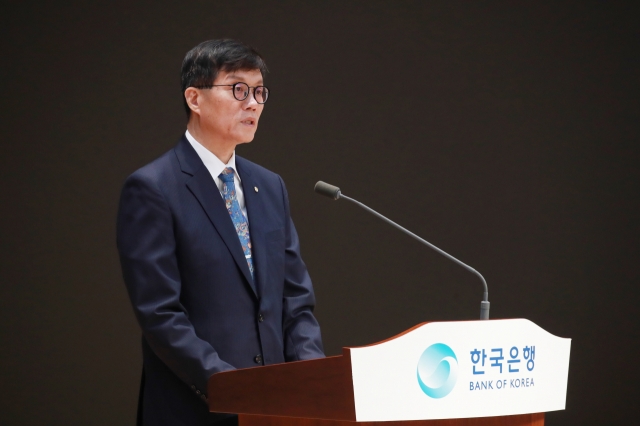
[194,82,269,104]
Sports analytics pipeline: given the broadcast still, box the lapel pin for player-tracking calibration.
[254,186,259,193]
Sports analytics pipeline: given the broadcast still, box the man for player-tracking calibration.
[117,39,324,426]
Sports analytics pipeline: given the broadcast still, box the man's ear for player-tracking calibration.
[184,87,200,115]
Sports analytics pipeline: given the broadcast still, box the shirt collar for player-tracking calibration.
[185,130,239,181]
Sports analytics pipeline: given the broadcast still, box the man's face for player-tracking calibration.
[195,68,264,147]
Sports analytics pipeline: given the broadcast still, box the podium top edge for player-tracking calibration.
[344,318,571,351]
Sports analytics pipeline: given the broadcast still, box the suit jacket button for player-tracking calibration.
[191,385,196,390]
[254,354,263,364]
[196,390,201,395]
[258,313,264,322]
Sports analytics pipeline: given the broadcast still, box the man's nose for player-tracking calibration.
[243,92,259,109]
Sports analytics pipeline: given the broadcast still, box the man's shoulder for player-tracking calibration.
[236,155,282,184]
[123,152,175,190]
[125,139,190,185]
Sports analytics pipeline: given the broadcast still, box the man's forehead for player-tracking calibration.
[218,69,263,84]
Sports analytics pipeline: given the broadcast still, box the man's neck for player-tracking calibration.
[186,121,235,164]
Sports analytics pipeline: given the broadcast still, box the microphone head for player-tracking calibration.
[314,181,341,200]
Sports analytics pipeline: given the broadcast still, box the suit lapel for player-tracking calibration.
[174,137,257,296]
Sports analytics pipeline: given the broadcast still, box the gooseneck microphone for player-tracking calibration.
[314,181,490,320]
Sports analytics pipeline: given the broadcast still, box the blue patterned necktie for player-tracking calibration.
[219,167,254,278]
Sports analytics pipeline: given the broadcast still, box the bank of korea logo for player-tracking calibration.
[416,343,458,398]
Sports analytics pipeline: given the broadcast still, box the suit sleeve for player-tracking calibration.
[116,172,234,397]
[278,176,325,361]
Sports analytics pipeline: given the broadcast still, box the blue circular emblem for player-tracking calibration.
[416,343,458,398]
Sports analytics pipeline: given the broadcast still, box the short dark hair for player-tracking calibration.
[180,39,268,117]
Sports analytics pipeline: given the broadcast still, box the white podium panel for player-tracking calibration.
[348,319,571,421]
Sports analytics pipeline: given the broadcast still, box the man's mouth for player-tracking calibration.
[241,118,256,126]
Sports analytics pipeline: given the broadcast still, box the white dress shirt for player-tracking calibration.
[185,130,248,221]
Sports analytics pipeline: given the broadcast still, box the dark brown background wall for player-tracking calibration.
[1,1,638,425]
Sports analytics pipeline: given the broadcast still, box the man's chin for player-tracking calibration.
[237,134,256,145]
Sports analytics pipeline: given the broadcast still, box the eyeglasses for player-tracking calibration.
[195,82,269,104]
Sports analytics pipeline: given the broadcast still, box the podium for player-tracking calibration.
[209,319,571,426]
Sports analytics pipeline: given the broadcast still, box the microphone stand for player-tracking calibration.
[315,181,490,320]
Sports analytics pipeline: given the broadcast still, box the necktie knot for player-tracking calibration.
[219,167,235,183]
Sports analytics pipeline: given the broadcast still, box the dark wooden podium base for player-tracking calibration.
[239,413,544,426]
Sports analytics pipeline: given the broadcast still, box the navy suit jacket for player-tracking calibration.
[117,136,324,425]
